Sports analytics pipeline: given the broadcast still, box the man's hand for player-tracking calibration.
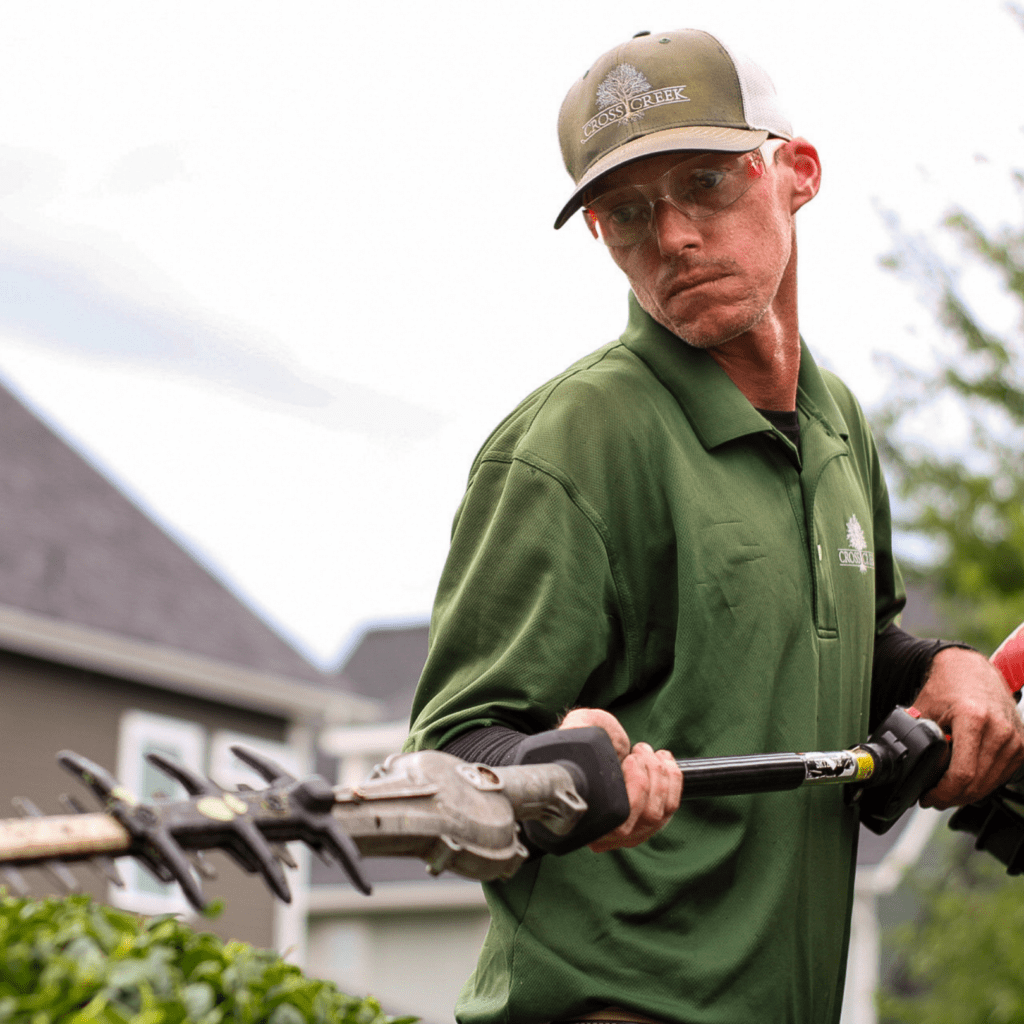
[558,708,682,852]
[914,647,1024,809]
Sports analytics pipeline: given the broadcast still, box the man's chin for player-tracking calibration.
[652,310,733,350]
[653,302,767,352]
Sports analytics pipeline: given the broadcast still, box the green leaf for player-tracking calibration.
[200,900,225,920]
[267,1003,306,1024]
[181,983,215,1019]
[0,895,419,1024]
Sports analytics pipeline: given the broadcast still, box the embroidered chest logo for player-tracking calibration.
[581,64,690,142]
[838,514,874,573]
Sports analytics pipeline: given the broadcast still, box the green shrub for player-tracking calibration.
[0,892,416,1024]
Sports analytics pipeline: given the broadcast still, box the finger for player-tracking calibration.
[631,743,668,823]
[657,748,683,810]
[620,750,653,830]
[922,716,983,809]
[968,717,1024,799]
[558,708,631,761]
[587,752,651,851]
[588,747,683,852]
[962,704,1024,800]
[923,709,1024,808]
[632,744,681,824]
[915,648,1024,807]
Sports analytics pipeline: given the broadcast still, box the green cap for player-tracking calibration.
[555,29,793,229]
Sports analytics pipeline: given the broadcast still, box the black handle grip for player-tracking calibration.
[512,727,630,855]
[848,707,949,834]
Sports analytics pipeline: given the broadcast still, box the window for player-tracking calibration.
[112,709,205,916]
[112,711,305,917]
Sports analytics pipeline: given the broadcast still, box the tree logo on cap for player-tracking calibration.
[596,65,652,124]
[582,64,689,144]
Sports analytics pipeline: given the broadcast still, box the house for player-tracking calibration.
[0,379,379,957]
[0,374,965,1024]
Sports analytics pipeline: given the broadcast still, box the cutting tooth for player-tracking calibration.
[188,851,218,880]
[271,843,298,869]
[1,865,29,896]
[42,861,80,894]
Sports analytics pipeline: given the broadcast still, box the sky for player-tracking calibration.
[0,1,1021,669]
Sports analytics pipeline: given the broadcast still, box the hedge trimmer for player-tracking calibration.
[1,623,1022,912]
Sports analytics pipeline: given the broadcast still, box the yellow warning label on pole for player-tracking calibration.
[854,751,874,781]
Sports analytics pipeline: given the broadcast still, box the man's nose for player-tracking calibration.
[652,199,702,255]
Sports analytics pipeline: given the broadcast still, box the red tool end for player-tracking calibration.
[992,622,1024,695]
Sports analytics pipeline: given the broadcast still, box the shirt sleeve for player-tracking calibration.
[404,453,626,753]
[442,725,526,766]
[869,622,976,729]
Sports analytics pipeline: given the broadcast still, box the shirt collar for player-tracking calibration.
[618,292,850,450]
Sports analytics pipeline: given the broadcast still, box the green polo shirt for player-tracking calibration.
[406,295,904,1024]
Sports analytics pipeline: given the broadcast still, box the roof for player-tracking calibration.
[0,600,378,725]
[0,380,328,683]
[335,622,429,720]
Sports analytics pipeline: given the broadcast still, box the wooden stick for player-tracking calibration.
[0,813,130,865]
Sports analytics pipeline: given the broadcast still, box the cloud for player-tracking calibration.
[0,241,444,439]
[100,143,189,195]
[0,146,63,202]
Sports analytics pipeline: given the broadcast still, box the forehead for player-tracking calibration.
[593,149,744,194]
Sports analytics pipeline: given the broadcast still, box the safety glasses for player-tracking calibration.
[583,149,768,247]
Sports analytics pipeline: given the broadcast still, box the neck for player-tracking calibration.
[707,321,801,411]
[707,238,801,411]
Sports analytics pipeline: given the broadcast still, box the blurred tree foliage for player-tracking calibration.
[877,829,1024,1024]
[874,25,1024,651]
[873,9,1024,1020]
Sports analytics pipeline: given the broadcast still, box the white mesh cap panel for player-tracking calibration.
[717,38,793,138]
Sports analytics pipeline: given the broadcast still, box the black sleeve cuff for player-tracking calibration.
[441,725,528,766]
[870,622,976,730]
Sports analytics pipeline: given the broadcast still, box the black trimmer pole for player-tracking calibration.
[674,748,875,798]
[673,707,949,837]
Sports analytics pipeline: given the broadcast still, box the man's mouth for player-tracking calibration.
[664,273,725,299]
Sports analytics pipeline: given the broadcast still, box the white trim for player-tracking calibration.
[308,879,488,914]
[856,807,945,895]
[843,809,947,1024]
[318,721,410,790]
[0,601,380,725]
[318,722,410,757]
[840,889,880,1024]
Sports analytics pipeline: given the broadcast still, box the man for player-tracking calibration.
[404,28,1024,1024]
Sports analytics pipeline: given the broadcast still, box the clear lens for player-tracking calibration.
[584,149,767,247]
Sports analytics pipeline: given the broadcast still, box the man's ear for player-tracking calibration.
[781,138,821,213]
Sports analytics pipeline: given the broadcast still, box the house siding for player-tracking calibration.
[0,647,288,948]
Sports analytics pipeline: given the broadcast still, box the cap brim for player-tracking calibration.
[553,125,769,230]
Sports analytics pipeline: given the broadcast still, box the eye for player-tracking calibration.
[608,202,650,226]
[691,169,727,191]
